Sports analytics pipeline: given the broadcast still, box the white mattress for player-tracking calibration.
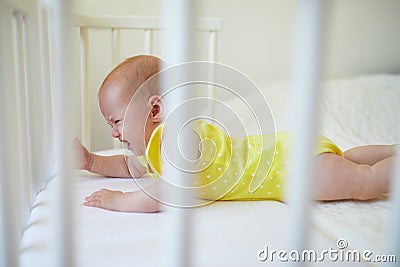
[19,167,366,267]
[19,74,400,266]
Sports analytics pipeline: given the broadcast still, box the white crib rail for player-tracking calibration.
[389,142,400,263]
[72,14,222,150]
[0,4,21,266]
[0,0,50,266]
[162,1,195,266]
[285,0,327,260]
[50,0,76,266]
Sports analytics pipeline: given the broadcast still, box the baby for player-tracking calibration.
[75,55,398,213]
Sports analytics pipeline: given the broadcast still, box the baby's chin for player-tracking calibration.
[126,143,145,156]
[122,141,136,154]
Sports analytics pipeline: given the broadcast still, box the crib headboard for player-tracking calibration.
[72,14,222,151]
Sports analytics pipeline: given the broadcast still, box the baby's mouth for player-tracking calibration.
[121,140,141,155]
[121,140,132,150]
[127,143,133,150]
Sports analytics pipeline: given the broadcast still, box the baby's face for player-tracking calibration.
[99,86,151,156]
[123,95,153,156]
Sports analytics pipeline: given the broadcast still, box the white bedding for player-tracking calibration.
[19,74,400,266]
[19,166,365,267]
[266,74,400,265]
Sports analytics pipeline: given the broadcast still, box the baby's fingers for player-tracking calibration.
[83,189,123,211]
[84,194,105,208]
[84,191,104,205]
[89,188,108,196]
[85,195,100,201]
[83,199,102,208]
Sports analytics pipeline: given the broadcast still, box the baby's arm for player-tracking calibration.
[84,182,161,213]
[74,138,146,178]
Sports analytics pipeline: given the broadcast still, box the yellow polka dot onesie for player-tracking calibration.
[138,120,343,201]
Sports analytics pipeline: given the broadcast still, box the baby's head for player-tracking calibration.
[98,55,163,156]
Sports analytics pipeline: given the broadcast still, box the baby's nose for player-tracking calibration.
[111,126,120,139]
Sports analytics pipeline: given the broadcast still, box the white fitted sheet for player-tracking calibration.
[19,168,367,267]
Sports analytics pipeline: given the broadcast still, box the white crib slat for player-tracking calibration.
[38,1,54,183]
[389,146,400,261]
[0,96,20,267]
[80,27,91,149]
[27,0,49,201]
[0,5,23,267]
[111,28,122,149]
[21,12,39,213]
[207,31,216,118]
[12,10,31,232]
[51,0,75,266]
[144,29,153,54]
[208,31,216,62]
[162,0,194,266]
[285,0,326,261]
[112,28,120,64]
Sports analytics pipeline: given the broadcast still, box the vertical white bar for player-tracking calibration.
[21,13,37,211]
[38,1,54,183]
[163,0,193,65]
[46,0,58,151]
[144,29,153,54]
[0,5,20,267]
[208,31,216,62]
[13,11,30,232]
[51,0,75,266]
[28,0,48,198]
[80,27,91,149]
[112,29,120,64]
[0,77,19,266]
[111,28,122,149]
[285,0,326,261]
[207,31,216,118]
[162,0,194,266]
[389,145,400,262]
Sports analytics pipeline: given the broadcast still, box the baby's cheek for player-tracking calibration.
[122,122,134,139]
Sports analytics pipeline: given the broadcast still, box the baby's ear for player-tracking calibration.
[148,95,163,122]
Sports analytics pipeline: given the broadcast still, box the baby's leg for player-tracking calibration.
[343,144,397,165]
[313,153,395,201]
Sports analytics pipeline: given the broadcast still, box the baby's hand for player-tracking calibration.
[84,188,123,211]
[73,137,92,171]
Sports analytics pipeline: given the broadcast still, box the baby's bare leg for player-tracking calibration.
[313,153,394,201]
[343,145,397,165]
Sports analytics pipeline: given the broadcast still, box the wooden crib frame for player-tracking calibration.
[0,0,399,266]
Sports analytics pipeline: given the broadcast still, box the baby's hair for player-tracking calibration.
[99,55,163,101]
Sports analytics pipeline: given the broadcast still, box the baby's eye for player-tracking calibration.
[108,120,122,129]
